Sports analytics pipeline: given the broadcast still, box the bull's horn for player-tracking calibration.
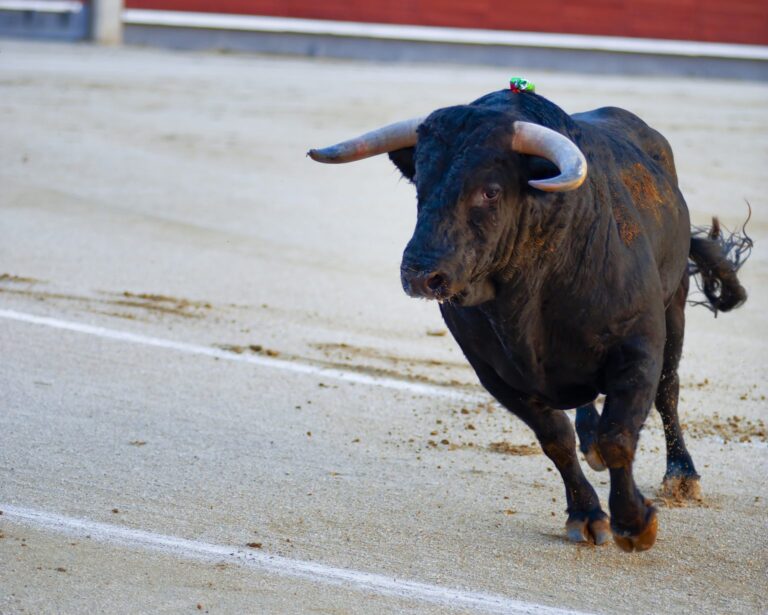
[308,117,424,164]
[511,121,587,192]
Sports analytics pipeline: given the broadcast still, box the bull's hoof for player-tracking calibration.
[661,474,702,501]
[612,506,658,553]
[566,510,611,545]
[583,444,607,472]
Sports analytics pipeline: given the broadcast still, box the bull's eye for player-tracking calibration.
[482,186,501,201]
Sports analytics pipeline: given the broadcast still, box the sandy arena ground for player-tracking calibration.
[0,40,766,614]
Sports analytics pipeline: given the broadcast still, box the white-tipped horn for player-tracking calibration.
[511,121,587,192]
[308,117,424,164]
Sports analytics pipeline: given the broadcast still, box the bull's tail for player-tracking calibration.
[688,213,752,314]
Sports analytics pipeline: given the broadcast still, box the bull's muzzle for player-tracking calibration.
[401,265,453,301]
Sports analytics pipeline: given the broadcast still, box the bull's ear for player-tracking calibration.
[388,147,416,182]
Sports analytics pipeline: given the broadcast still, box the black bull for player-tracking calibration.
[309,90,747,552]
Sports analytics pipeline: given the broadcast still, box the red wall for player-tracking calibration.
[125,0,768,46]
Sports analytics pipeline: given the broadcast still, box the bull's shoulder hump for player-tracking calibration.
[573,107,677,180]
[572,107,651,132]
[573,107,667,146]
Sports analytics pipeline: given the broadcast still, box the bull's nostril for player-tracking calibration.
[426,273,446,292]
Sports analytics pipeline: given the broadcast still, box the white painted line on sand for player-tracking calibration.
[122,10,768,61]
[0,308,482,402]
[0,504,589,615]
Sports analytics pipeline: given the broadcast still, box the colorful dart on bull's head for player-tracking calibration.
[509,77,535,93]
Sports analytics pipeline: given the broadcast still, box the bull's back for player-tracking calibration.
[574,107,690,303]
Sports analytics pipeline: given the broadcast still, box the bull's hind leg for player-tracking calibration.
[656,275,701,500]
[575,403,607,471]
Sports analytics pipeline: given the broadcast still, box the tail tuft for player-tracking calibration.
[688,206,752,315]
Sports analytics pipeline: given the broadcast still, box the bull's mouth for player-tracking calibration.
[435,283,472,304]
[450,278,497,306]
[411,278,496,307]
[433,283,463,304]
[436,290,461,304]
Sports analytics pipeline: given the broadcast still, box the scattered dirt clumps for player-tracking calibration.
[682,413,766,443]
[415,400,543,456]
[658,472,703,505]
[217,344,280,357]
[426,328,447,336]
[0,273,40,284]
[425,438,540,456]
[313,341,466,369]
[0,281,214,321]
[311,341,474,387]
[218,341,476,389]
[114,291,212,318]
[488,442,541,456]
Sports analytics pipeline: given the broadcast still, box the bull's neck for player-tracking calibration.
[492,186,606,307]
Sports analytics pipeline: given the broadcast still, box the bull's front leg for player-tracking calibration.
[469,363,611,546]
[598,335,664,552]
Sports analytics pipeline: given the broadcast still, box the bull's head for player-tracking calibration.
[309,105,587,306]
